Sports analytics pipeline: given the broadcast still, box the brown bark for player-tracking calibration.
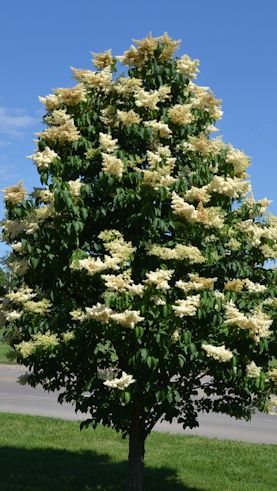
[126,413,145,491]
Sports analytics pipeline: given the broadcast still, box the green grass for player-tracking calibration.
[0,413,276,490]
[0,342,14,364]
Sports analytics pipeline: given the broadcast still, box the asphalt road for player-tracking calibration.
[0,364,276,444]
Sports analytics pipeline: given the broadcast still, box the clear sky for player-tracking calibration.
[0,0,276,256]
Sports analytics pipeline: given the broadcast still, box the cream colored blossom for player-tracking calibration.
[17,331,59,358]
[71,256,119,276]
[117,109,141,125]
[37,119,80,144]
[92,49,114,69]
[99,133,118,153]
[266,395,277,415]
[55,84,87,105]
[184,185,211,204]
[68,179,82,197]
[189,84,223,120]
[102,153,124,178]
[144,269,174,290]
[39,84,86,109]
[134,86,170,110]
[168,104,193,125]
[144,120,172,138]
[24,299,52,314]
[224,279,245,292]
[28,147,60,170]
[243,279,266,293]
[141,170,176,189]
[2,181,27,205]
[151,296,166,306]
[176,54,200,79]
[176,274,217,293]
[202,343,233,362]
[11,242,23,254]
[225,301,273,343]
[44,109,71,126]
[110,310,144,328]
[1,219,25,240]
[207,175,251,198]
[32,204,54,221]
[62,331,75,342]
[16,340,35,358]
[10,259,29,276]
[246,361,261,378]
[72,66,112,91]
[38,93,60,111]
[267,369,277,384]
[171,329,180,342]
[147,243,205,264]
[172,294,200,317]
[114,77,142,95]
[70,309,87,322]
[101,270,144,297]
[117,33,179,67]
[171,192,224,228]
[85,303,114,324]
[104,372,135,390]
[226,238,241,251]
[5,310,23,322]
[226,145,250,178]
[101,231,136,263]
[33,188,54,203]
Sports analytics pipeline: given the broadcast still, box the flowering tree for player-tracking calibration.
[1,34,277,491]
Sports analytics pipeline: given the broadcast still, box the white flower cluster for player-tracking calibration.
[99,132,118,153]
[71,303,144,329]
[6,286,36,303]
[172,294,200,317]
[37,119,80,145]
[117,109,141,125]
[171,192,224,228]
[246,361,261,378]
[168,104,193,125]
[225,301,273,343]
[44,109,71,126]
[101,153,124,178]
[68,179,82,197]
[226,145,250,178]
[176,54,200,79]
[104,372,135,390]
[28,147,60,170]
[2,182,27,205]
[202,343,233,362]
[110,310,145,328]
[72,66,112,91]
[176,273,217,293]
[147,243,205,264]
[39,84,87,110]
[207,175,251,198]
[16,331,59,358]
[71,231,136,276]
[101,270,144,297]
[144,120,172,138]
[144,269,174,290]
[134,85,171,110]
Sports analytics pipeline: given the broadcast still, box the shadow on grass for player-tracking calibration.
[0,446,205,491]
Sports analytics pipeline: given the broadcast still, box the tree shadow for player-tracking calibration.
[0,446,205,491]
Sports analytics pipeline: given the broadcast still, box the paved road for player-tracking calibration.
[0,364,276,444]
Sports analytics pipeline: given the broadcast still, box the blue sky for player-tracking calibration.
[0,0,277,256]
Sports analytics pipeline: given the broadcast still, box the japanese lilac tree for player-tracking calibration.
[1,34,277,491]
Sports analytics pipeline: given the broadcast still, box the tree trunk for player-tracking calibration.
[126,414,145,491]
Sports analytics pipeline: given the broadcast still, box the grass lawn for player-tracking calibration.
[0,413,276,490]
[0,342,14,364]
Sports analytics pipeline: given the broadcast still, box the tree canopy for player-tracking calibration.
[1,33,277,490]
